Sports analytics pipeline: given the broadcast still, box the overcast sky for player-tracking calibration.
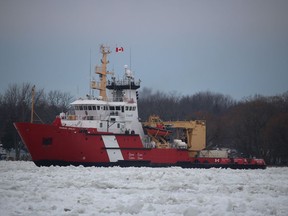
[1,0,287,100]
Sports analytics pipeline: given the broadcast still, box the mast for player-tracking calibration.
[30,85,35,123]
[90,45,112,101]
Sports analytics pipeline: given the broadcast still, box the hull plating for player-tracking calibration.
[14,122,266,169]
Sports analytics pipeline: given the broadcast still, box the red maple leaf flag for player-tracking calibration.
[116,47,124,52]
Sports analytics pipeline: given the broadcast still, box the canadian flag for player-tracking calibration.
[116,47,124,52]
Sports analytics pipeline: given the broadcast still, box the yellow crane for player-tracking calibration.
[143,115,206,156]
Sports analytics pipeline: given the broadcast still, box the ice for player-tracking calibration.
[0,161,287,216]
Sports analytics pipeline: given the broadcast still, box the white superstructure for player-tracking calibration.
[61,45,144,138]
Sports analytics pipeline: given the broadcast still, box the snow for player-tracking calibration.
[0,162,287,216]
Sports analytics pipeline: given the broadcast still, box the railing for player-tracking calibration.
[64,112,122,121]
[65,114,103,121]
[91,80,101,89]
[95,66,103,74]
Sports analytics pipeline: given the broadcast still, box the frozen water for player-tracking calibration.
[0,161,287,216]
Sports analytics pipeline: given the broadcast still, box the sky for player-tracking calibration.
[0,0,288,100]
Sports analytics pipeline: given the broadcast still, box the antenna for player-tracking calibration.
[129,47,132,70]
[89,48,92,96]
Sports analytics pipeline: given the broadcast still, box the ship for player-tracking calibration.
[14,45,266,169]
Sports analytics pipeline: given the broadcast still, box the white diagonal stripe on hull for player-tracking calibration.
[102,135,123,162]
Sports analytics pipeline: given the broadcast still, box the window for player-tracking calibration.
[116,106,120,111]
[109,106,115,111]
[79,106,83,110]
[117,123,120,128]
[88,106,92,110]
[97,106,100,110]
[125,106,128,111]
[100,122,103,128]
[42,137,52,145]
[92,106,96,110]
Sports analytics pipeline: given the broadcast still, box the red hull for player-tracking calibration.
[14,122,266,169]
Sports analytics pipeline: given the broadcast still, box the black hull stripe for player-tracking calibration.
[34,160,266,169]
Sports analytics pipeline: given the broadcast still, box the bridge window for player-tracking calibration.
[92,106,96,110]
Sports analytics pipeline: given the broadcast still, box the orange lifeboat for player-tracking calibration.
[144,124,172,137]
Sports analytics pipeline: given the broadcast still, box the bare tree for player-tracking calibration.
[0,84,73,159]
[1,83,35,158]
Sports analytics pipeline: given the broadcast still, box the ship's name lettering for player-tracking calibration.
[59,127,75,130]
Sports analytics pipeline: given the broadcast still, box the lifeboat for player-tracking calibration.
[144,124,172,137]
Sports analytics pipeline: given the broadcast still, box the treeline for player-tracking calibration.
[0,83,73,159]
[0,84,287,165]
[138,88,288,165]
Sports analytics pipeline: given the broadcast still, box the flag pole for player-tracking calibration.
[130,47,132,70]
[30,85,35,123]
[89,48,92,96]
